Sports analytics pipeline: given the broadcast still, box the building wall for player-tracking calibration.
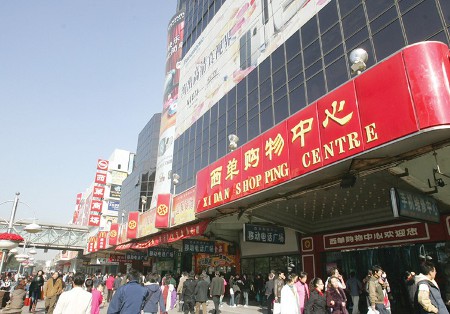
[120,113,161,221]
[172,0,450,194]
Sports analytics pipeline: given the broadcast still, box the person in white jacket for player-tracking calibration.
[280,273,299,314]
[54,273,92,314]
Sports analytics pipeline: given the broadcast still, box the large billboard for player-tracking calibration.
[151,11,185,209]
[176,0,331,138]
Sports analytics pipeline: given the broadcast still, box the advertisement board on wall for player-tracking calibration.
[170,187,196,227]
[110,171,128,185]
[109,184,122,198]
[151,10,185,209]
[176,0,331,138]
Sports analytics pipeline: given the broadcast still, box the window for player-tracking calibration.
[402,0,442,43]
[373,20,405,60]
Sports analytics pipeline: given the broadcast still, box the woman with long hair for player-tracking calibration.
[28,270,44,313]
[305,278,327,314]
[326,276,348,314]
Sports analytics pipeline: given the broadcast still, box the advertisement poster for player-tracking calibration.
[170,187,196,227]
[151,10,185,209]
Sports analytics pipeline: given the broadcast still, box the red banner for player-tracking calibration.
[93,186,105,198]
[109,223,119,246]
[97,159,109,171]
[88,214,101,226]
[97,231,108,250]
[323,222,430,250]
[87,236,97,253]
[90,200,103,212]
[127,212,139,239]
[129,220,209,250]
[76,193,82,205]
[94,172,107,185]
[195,42,450,214]
[155,194,171,228]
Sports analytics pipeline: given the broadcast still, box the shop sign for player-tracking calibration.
[195,42,450,214]
[148,247,175,258]
[182,239,215,253]
[127,212,139,239]
[87,236,97,253]
[197,254,236,267]
[110,171,127,185]
[97,231,108,250]
[323,222,430,250]
[110,184,122,198]
[390,188,439,223]
[97,159,109,171]
[243,224,285,244]
[170,188,196,227]
[108,200,120,211]
[95,172,107,185]
[139,208,158,238]
[131,220,209,249]
[125,251,148,261]
[109,254,145,263]
[155,194,171,228]
[109,223,119,246]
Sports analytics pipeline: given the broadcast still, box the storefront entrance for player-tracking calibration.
[323,243,450,314]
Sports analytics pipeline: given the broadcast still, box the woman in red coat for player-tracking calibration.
[326,277,348,314]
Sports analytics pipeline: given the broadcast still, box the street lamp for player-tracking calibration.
[140,196,147,213]
[228,134,239,151]
[0,193,42,273]
[171,174,180,212]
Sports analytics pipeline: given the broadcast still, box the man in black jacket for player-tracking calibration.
[194,273,209,314]
[182,272,197,314]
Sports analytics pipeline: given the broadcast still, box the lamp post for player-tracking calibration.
[0,193,42,274]
[171,174,180,212]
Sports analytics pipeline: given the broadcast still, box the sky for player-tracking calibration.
[0,0,177,254]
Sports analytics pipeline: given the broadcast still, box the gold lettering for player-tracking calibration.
[323,142,334,160]
[311,148,321,164]
[347,132,360,150]
[364,123,378,143]
[291,118,314,147]
[334,136,347,154]
[302,152,311,168]
[264,163,289,183]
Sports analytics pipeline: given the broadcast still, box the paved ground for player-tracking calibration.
[30,298,267,313]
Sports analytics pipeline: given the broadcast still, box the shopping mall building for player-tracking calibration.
[85,1,450,311]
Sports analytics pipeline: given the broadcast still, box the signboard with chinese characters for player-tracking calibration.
[390,188,440,223]
[110,171,128,185]
[148,247,176,258]
[109,253,146,263]
[125,251,148,261]
[323,222,430,250]
[108,200,120,211]
[195,42,450,214]
[95,172,107,185]
[182,239,215,253]
[170,187,196,227]
[243,224,285,244]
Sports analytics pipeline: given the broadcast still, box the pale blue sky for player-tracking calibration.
[0,1,177,227]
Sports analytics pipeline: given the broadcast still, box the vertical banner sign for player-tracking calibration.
[95,172,107,185]
[155,194,171,228]
[150,10,185,209]
[97,231,108,250]
[87,236,97,253]
[127,212,139,239]
[109,223,119,246]
[76,193,82,205]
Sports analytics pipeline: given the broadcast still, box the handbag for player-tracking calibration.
[273,301,281,314]
[367,307,379,314]
[24,297,31,306]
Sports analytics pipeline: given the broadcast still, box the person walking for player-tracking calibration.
[1,279,26,314]
[326,277,348,314]
[107,269,148,314]
[241,274,251,307]
[105,274,115,303]
[194,273,209,314]
[112,273,121,297]
[274,271,285,304]
[265,271,276,314]
[28,270,44,313]
[209,271,225,314]
[415,261,449,314]
[44,272,64,314]
[346,272,362,314]
[86,278,102,314]
[368,266,388,314]
[280,274,299,314]
[295,272,310,313]
[305,278,327,314]
[142,273,167,314]
[177,272,188,312]
[53,273,92,314]
[181,272,197,314]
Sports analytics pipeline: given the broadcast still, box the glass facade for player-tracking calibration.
[172,0,450,194]
[120,113,161,219]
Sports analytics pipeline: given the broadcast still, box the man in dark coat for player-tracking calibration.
[194,273,210,314]
[182,272,197,314]
[209,272,225,314]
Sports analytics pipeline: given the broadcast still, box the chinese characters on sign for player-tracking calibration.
[148,247,176,258]
[182,239,215,253]
[391,188,440,223]
[243,224,285,244]
[323,222,429,250]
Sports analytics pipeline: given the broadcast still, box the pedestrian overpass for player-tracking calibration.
[0,220,89,250]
